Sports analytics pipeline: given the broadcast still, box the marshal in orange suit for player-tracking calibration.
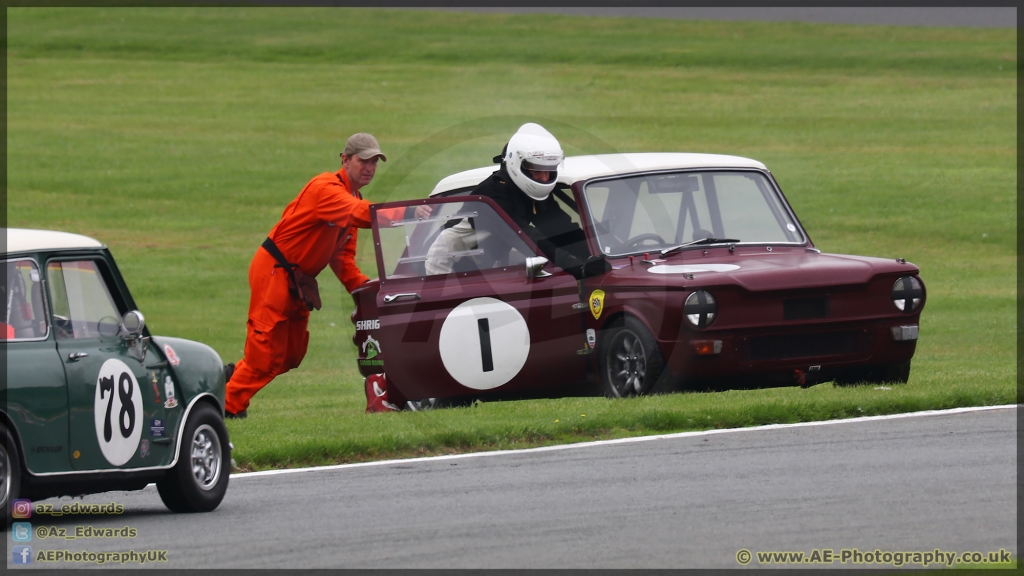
[225,133,388,418]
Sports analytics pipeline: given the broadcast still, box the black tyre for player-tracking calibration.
[599,316,666,398]
[157,403,230,513]
[2,423,22,528]
[835,361,911,386]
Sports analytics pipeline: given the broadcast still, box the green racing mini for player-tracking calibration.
[3,228,230,522]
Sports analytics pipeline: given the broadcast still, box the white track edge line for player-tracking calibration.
[232,404,1017,479]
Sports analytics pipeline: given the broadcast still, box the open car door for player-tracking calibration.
[370,196,588,401]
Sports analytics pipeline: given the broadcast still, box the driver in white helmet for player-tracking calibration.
[470,123,602,279]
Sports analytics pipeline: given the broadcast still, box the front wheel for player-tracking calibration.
[157,403,230,513]
[599,316,666,398]
[2,423,22,528]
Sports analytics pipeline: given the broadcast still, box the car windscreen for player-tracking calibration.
[582,170,804,257]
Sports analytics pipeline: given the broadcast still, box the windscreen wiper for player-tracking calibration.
[661,237,741,257]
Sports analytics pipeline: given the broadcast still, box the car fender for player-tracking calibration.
[587,276,684,342]
[151,336,226,412]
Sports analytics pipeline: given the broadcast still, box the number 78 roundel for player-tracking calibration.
[93,359,143,466]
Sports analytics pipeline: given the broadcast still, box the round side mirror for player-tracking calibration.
[121,310,146,338]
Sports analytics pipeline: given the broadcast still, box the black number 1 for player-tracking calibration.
[477,318,494,373]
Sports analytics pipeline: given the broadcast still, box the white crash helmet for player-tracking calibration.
[503,123,564,201]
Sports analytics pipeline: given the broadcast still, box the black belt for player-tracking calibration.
[261,237,300,298]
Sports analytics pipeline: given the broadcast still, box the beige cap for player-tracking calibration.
[342,133,387,161]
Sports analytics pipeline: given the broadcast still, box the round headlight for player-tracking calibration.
[684,290,717,328]
[891,276,923,313]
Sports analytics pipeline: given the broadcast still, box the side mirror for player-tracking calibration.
[121,310,146,339]
[525,256,552,279]
[120,310,149,362]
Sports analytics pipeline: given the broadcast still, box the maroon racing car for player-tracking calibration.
[351,153,924,402]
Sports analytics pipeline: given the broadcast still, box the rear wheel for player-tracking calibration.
[599,316,665,398]
[157,404,230,513]
[2,423,22,528]
[835,361,911,386]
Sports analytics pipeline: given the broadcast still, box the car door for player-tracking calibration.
[45,257,177,471]
[3,256,71,474]
[370,197,588,401]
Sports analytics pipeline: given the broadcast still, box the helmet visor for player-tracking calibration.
[523,167,557,184]
[522,159,558,172]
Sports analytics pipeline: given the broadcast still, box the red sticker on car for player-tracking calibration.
[163,344,180,366]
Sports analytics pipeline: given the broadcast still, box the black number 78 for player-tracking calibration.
[99,373,135,442]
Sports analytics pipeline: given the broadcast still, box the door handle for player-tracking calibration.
[383,293,420,304]
[68,352,89,362]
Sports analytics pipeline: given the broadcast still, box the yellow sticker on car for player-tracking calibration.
[589,290,605,320]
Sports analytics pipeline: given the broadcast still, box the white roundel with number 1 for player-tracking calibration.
[438,298,531,390]
[93,359,143,466]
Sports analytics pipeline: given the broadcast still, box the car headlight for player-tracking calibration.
[891,276,923,313]
[684,290,717,328]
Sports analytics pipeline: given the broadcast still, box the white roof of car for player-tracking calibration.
[429,152,767,196]
[4,228,104,254]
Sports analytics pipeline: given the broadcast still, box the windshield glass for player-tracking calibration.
[582,170,804,256]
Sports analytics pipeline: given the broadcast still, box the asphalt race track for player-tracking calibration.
[10,406,1015,569]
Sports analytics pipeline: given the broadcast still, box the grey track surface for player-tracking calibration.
[10,407,1016,569]
[411,7,1017,28]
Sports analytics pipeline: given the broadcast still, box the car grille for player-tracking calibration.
[783,296,829,320]
[745,330,865,361]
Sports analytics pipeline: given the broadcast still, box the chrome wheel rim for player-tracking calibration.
[190,424,222,491]
[608,330,647,397]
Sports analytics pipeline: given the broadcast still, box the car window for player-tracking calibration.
[3,259,48,340]
[46,260,121,340]
[582,170,803,256]
[378,200,538,279]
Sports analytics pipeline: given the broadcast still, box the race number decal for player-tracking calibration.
[438,298,530,390]
[93,359,143,466]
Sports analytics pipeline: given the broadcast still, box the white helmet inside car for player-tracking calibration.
[503,123,564,201]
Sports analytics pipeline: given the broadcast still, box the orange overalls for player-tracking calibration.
[226,170,372,414]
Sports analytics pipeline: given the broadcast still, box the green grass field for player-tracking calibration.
[6,8,1016,471]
